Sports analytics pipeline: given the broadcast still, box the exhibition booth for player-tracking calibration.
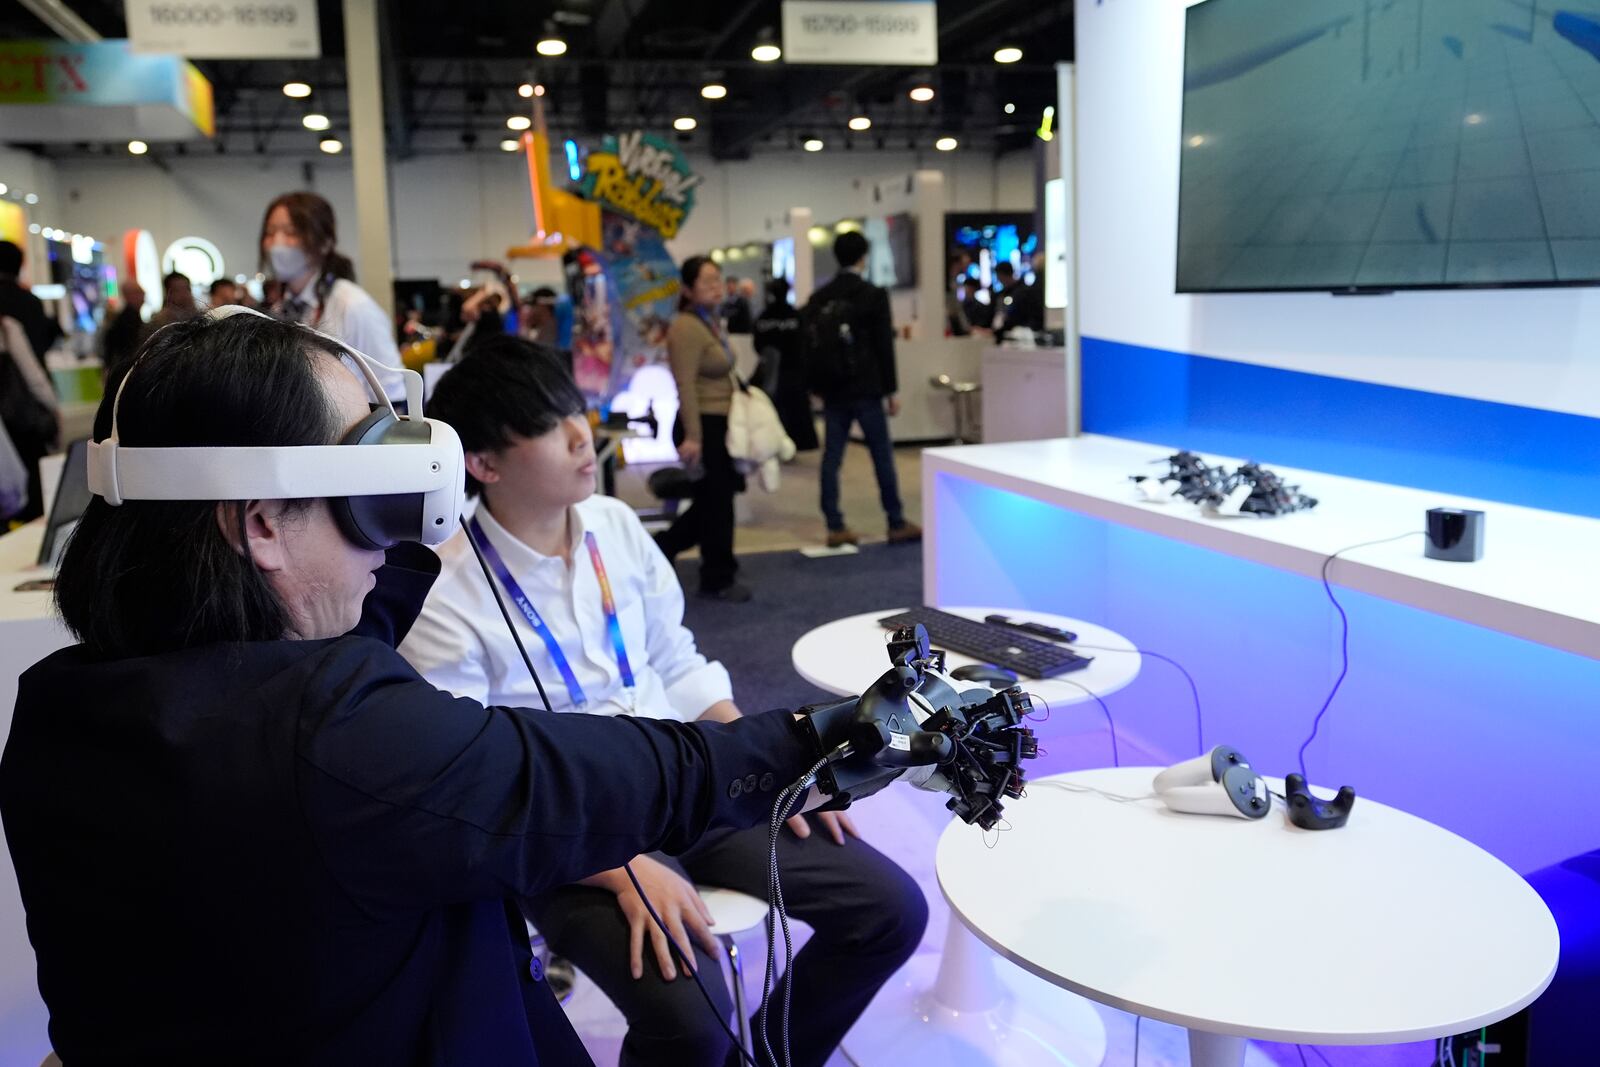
[3,0,1597,1064]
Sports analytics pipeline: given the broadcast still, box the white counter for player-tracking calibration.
[923,434,1600,660]
[981,345,1071,444]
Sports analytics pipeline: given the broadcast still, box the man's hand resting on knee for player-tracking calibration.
[579,856,720,981]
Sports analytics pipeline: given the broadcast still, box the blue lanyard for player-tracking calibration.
[467,517,635,708]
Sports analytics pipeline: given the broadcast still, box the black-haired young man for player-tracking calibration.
[804,230,921,547]
[401,335,927,1067]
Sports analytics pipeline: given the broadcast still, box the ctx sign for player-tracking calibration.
[0,52,88,97]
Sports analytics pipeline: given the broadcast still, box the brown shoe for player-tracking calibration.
[826,528,861,548]
[887,522,923,544]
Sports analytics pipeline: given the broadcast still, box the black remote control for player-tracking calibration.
[984,614,1078,644]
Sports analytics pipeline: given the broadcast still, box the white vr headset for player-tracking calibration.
[87,305,466,549]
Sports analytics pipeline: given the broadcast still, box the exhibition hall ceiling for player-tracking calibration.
[4,0,1073,159]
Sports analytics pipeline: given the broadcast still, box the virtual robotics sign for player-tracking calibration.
[578,130,701,240]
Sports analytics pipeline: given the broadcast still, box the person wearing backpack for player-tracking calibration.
[803,231,921,548]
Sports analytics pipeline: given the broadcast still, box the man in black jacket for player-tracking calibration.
[805,231,921,548]
[0,241,61,364]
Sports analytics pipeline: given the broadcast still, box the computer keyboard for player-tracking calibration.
[877,608,1094,679]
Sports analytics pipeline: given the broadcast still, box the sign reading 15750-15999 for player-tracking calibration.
[125,0,320,58]
[781,0,937,66]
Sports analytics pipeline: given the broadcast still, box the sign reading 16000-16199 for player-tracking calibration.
[126,0,321,58]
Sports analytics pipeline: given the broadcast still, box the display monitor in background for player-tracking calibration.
[770,237,797,304]
[863,213,919,290]
[37,439,90,570]
[946,212,1039,309]
[1179,0,1600,293]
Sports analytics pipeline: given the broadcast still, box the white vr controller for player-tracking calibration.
[1152,745,1271,820]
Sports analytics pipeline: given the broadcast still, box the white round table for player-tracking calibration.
[938,767,1560,1066]
[794,607,1142,1067]
[791,606,1142,713]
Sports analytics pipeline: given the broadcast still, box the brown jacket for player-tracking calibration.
[667,311,733,442]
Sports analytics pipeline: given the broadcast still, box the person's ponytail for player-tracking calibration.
[324,250,356,283]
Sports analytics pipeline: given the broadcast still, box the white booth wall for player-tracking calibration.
[1075,0,1600,420]
[34,148,1033,294]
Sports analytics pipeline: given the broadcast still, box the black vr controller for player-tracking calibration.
[792,625,1041,830]
[1284,773,1357,831]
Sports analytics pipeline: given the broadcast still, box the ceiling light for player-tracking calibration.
[283,82,311,98]
[995,46,1023,63]
[25,193,38,203]
[534,83,546,97]
[752,29,781,62]
[673,116,698,131]
[507,115,532,131]
[518,82,535,98]
[803,138,824,152]
[0,183,7,195]
[319,138,343,154]
[127,140,148,155]
[1187,134,1206,148]
[302,113,331,131]
[536,23,568,56]
[935,136,958,152]
[27,223,39,234]
[848,116,872,131]
[501,139,521,152]
[701,83,728,100]
[909,85,935,103]
[1004,102,1016,114]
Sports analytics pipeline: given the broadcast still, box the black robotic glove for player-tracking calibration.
[790,625,1040,830]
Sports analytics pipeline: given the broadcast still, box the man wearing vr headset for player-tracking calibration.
[401,336,927,1067]
[0,310,880,1066]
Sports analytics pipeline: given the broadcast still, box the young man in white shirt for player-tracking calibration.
[400,336,927,1067]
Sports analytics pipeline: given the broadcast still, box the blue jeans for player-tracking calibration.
[821,396,905,532]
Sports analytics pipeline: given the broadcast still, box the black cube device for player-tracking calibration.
[1425,507,1485,562]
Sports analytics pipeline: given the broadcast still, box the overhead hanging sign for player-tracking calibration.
[0,39,213,140]
[577,130,702,240]
[125,0,321,58]
[781,0,938,65]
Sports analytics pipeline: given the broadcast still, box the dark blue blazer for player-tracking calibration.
[0,544,812,1065]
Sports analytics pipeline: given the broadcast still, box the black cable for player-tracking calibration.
[459,516,559,720]
[1072,643,1204,755]
[1297,531,1422,778]
[621,864,763,1067]
[1297,1044,1309,1067]
[1310,1047,1335,1067]
[1052,676,1119,767]
[461,515,767,1067]
[1133,1015,1141,1066]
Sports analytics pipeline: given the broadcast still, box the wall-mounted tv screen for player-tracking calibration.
[864,212,918,290]
[1178,0,1600,293]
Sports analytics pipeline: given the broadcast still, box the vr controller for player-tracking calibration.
[793,624,1041,830]
[1153,745,1356,830]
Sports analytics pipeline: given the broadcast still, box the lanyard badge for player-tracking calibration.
[467,517,636,709]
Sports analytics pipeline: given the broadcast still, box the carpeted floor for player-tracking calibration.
[676,540,923,715]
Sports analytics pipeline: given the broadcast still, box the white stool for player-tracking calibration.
[696,886,771,1057]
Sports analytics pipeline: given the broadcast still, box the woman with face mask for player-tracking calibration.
[260,191,405,402]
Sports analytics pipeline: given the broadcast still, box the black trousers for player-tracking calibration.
[524,814,928,1067]
[657,412,739,593]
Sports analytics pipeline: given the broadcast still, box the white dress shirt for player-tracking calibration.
[399,495,733,722]
[287,276,406,402]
